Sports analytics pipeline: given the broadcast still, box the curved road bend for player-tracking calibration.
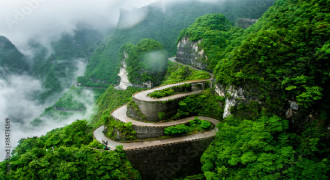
[133,57,213,102]
[133,81,207,102]
[112,105,218,127]
[93,116,219,150]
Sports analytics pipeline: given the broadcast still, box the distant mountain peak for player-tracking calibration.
[0,35,16,49]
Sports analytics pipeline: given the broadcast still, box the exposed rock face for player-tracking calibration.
[286,101,299,119]
[214,81,262,119]
[115,52,132,90]
[215,83,246,118]
[116,52,153,90]
[236,18,258,28]
[176,37,210,72]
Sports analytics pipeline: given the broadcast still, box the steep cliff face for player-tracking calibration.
[116,51,153,89]
[176,37,210,72]
[215,83,244,118]
[115,52,132,90]
[214,81,262,119]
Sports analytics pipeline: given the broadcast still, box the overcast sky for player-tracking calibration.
[0,0,223,53]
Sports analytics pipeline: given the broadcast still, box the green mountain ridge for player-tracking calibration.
[79,0,275,87]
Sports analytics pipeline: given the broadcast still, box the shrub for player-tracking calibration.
[164,124,190,136]
[164,118,213,136]
[148,83,192,98]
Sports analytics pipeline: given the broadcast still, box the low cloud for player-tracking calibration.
[0,0,226,54]
[0,87,96,161]
[0,75,45,160]
[0,0,143,53]
[0,58,91,161]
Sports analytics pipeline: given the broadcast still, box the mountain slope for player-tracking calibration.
[200,0,330,178]
[0,36,29,77]
[31,28,103,102]
[80,0,275,87]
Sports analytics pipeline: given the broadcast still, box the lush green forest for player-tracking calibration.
[214,0,329,116]
[176,0,329,179]
[178,13,244,69]
[0,120,140,179]
[202,115,329,179]
[80,0,275,87]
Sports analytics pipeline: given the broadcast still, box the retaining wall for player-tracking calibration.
[133,81,209,122]
[125,137,214,180]
[133,125,164,139]
[133,97,182,122]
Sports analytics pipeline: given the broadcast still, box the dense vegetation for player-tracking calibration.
[214,0,329,116]
[164,117,212,136]
[81,0,274,87]
[92,86,143,127]
[121,39,167,86]
[185,0,330,179]
[104,117,137,141]
[0,120,140,179]
[148,83,192,98]
[173,89,223,120]
[178,14,244,69]
[201,115,329,179]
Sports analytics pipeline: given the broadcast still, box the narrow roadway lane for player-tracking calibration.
[93,116,219,150]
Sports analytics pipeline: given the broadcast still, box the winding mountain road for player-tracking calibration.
[133,82,205,102]
[112,104,218,127]
[93,57,219,150]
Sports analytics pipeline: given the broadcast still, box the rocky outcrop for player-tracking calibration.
[115,52,132,90]
[286,101,299,119]
[236,18,258,28]
[214,82,261,118]
[176,37,210,72]
[215,83,244,118]
[116,51,154,90]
